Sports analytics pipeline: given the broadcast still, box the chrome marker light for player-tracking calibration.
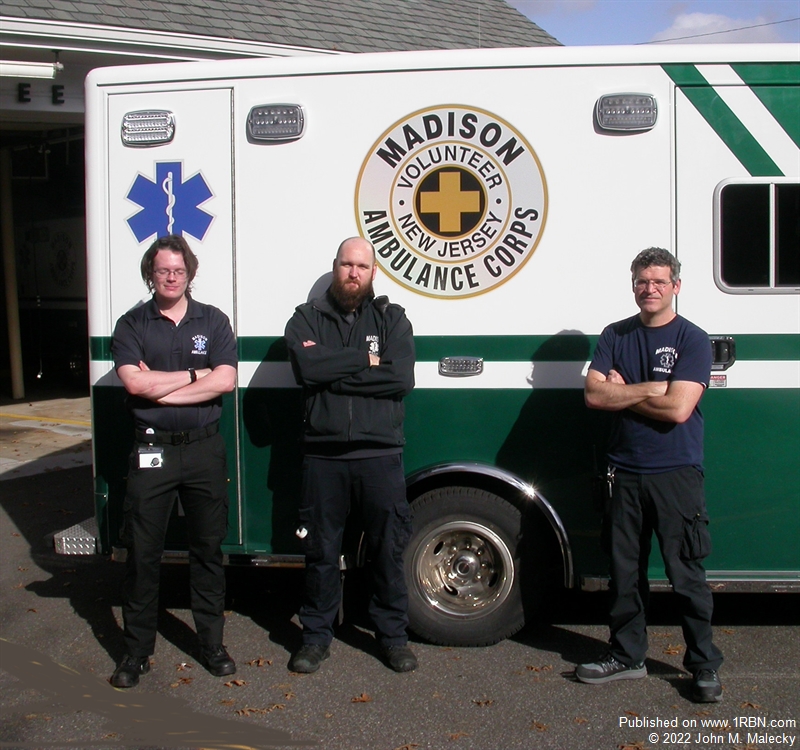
[596,94,657,132]
[247,104,305,142]
[121,110,175,146]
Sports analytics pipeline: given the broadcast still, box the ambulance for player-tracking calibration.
[57,43,800,647]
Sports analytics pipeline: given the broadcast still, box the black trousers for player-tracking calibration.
[121,432,229,657]
[606,466,723,673]
[297,453,412,647]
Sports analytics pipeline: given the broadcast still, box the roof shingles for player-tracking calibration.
[0,0,559,50]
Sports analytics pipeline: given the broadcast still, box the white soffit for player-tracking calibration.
[0,17,341,62]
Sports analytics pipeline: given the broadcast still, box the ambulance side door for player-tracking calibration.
[104,86,242,550]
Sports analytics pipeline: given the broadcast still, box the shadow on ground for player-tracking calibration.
[3,464,797,676]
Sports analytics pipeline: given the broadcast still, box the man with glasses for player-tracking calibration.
[575,247,723,703]
[110,235,238,687]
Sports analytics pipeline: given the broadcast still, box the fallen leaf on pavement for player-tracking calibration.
[235,705,283,716]
[525,664,553,672]
[246,657,271,667]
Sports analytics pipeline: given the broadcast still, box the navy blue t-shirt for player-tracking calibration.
[589,314,711,473]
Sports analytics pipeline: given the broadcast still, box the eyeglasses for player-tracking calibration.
[154,268,187,278]
[633,279,672,291]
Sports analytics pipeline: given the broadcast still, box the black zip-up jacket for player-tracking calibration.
[284,290,415,447]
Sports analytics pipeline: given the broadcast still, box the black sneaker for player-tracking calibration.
[575,653,646,684]
[111,655,150,688]
[201,645,236,677]
[691,669,723,702]
[289,644,330,673]
[381,644,418,673]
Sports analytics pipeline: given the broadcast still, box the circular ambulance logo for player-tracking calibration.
[355,105,547,299]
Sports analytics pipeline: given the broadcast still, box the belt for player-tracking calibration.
[135,421,219,445]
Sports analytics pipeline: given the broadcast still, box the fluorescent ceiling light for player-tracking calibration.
[0,61,64,79]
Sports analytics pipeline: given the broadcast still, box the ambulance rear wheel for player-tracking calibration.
[405,487,524,646]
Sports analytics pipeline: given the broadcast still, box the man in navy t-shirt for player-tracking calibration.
[575,247,723,703]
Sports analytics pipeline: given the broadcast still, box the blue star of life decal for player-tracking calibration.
[126,161,214,243]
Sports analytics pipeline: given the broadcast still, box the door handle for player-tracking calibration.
[710,336,736,371]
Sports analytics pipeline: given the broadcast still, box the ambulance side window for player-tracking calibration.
[718,181,800,292]
[776,183,800,286]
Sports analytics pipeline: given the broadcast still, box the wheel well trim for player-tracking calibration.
[406,462,574,589]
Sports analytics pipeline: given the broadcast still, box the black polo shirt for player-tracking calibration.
[112,296,237,432]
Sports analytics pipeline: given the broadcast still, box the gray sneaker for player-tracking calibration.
[575,653,646,684]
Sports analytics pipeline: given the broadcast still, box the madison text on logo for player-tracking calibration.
[355,106,548,299]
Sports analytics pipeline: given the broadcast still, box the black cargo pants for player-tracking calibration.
[121,431,229,657]
[297,453,412,648]
[606,465,723,673]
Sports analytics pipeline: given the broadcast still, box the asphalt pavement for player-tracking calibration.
[0,391,92,480]
[0,392,798,750]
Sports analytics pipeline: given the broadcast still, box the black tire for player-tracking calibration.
[405,486,524,647]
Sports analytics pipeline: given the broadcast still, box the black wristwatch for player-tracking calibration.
[188,368,197,383]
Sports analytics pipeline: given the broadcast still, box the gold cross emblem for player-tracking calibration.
[419,170,481,233]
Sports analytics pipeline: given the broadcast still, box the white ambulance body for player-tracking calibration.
[73,44,799,646]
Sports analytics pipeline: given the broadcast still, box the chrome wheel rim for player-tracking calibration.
[412,521,515,617]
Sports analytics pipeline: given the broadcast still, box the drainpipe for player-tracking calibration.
[1,148,25,399]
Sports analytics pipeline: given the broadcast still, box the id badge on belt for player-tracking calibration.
[138,445,164,469]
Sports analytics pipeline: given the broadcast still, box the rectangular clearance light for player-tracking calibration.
[596,94,657,132]
[439,357,484,377]
[247,104,305,142]
[121,110,175,146]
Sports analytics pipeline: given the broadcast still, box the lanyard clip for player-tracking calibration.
[606,466,616,499]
